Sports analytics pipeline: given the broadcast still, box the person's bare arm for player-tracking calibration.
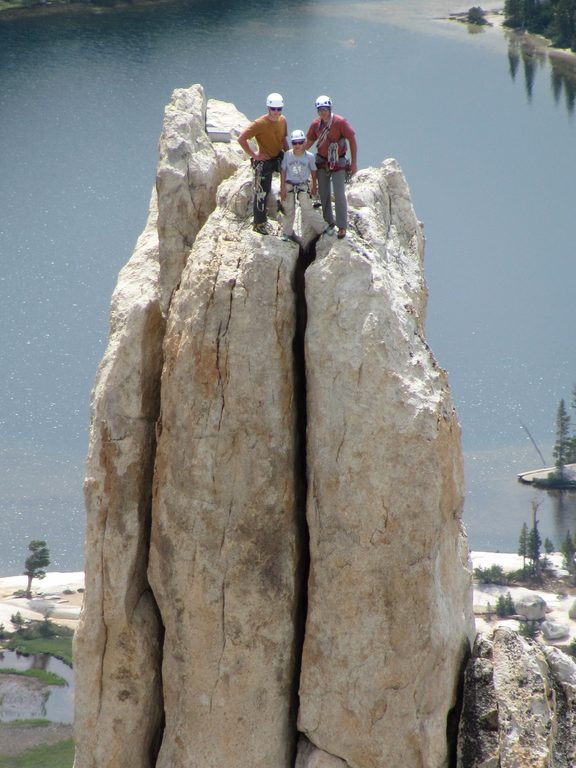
[348,134,358,174]
[238,129,268,161]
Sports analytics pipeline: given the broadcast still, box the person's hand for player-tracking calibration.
[349,162,357,175]
[311,185,317,196]
[280,187,286,201]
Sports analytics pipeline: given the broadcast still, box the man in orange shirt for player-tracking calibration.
[238,93,289,234]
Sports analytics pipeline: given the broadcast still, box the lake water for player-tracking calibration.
[0,650,74,723]
[1,0,576,574]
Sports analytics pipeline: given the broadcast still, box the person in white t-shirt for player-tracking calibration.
[279,129,322,242]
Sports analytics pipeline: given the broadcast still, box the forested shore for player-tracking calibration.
[504,0,576,51]
[0,0,173,20]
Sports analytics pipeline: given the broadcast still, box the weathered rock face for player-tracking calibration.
[299,168,473,768]
[74,84,474,768]
[458,629,576,767]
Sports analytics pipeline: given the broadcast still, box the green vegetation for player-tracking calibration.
[516,501,543,578]
[467,6,488,25]
[518,620,539,639]
[23,541,50,600]
[504,0,576,51]
[2,720,51,728]
[533,386,576,488]
[495,592,516,617]
[474,564,508,585]
[560,530,576,577]
[5,634,74,667]
[0,738,74,768]
[0,668,67,686]
[2,613,74,666]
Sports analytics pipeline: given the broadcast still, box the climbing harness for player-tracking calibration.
[252,159,267,217]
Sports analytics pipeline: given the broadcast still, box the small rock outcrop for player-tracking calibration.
[74,84,474,768]
[458,628,576,767]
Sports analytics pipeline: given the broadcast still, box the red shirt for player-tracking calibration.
[306,114,355,158]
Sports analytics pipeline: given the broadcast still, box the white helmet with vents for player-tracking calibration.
[266,92,284,108]
[290,129,306,142]
[315,95,332,109]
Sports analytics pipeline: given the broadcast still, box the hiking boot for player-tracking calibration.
[337,228,346,239]
[323,224,336,236]
[253,223,269,235]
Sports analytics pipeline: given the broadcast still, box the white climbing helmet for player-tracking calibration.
[315,94,332,109]
[266,92,284,108]
[290,129,306,143]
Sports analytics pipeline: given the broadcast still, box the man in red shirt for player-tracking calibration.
[238,93,289,235]
[305,95,357,239]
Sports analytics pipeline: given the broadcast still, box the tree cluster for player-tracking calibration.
[504,0,576,52]
[552,388,576,479]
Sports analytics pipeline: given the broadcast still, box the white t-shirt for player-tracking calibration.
[281,150,316,184]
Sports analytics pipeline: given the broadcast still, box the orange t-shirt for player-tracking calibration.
[244,114,287,158]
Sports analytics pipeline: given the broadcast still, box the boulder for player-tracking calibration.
[515,593,547,620]
[541,620,570,641]
[458,628,576,767]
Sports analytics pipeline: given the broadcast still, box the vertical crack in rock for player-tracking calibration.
[290,237,318,763]
[446,644,470,768]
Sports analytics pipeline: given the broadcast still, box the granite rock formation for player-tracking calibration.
[458,628,576,767]
[74,84,475,768]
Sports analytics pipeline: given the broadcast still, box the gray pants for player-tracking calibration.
[317,168,347,229]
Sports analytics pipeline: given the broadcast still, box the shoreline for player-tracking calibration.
[2,0,575,72]
[0,0,180,22]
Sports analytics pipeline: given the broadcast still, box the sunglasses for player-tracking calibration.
[292,140,305,145]
[269,107,283,112]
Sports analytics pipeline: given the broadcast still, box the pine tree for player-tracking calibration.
[553,399,571,479]
[561,530,576,574]
[551,0,576,49]
[527,500,542,577]
[504,0,524,27]
[24,540,50,599]
[518,522,529,574]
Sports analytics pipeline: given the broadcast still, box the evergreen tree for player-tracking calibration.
[504,0,524,27]
[553,398,571,478]
[24,540,50,599]
[10,612,25,633]
[561,530,576,573]
[551,0,576,48]
[518,522,529,573]
[527,500,542,576]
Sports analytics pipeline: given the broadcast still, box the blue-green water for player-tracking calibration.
[1,0,575,574]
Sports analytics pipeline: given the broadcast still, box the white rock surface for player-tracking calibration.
[148,168,301,768]
[298,161,474,768]
[74,87,249,768]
